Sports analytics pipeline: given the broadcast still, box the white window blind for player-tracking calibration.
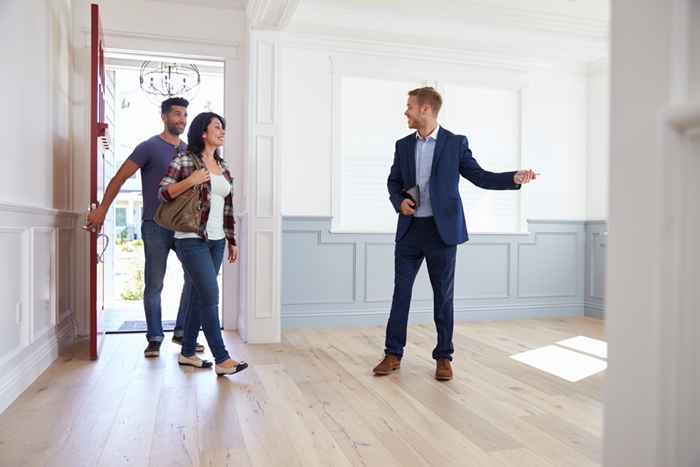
[338,77,521,233]
[338,76,421,231]
[441,84,521,232]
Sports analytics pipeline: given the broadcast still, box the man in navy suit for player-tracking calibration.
[373,87,536,381]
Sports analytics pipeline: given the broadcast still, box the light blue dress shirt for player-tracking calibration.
[414,125,439,217]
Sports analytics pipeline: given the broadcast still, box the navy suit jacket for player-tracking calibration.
[387,127,520,246]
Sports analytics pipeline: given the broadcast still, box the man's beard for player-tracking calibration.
[167,124,184,136]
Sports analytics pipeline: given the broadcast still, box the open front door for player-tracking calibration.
[89,3,108,359]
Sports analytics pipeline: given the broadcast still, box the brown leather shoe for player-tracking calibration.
[435,358,453,381]
[373,354,401,375]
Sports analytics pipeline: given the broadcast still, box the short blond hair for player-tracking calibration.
[408,87,442,115]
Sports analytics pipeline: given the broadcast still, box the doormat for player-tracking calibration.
[116,320,176,332]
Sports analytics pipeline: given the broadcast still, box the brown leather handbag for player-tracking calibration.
[154,154,203,233]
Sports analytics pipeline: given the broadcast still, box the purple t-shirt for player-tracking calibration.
[128,135,187,220]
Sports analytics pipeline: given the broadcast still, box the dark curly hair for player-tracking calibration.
[186,112,226,161]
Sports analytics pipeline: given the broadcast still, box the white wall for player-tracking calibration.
[69,0,246,46]
[0,0,73,210]
[0,0,78,415]
[279,46,333,216]
[279,38,594,229]
[605,1,700,465]
[586,63,610,220]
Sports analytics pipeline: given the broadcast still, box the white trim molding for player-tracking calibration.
[80,28,241,60]
[0,203,79,415]
[240,30,283,343]
[0,315,76,414]
[281,31,557,73]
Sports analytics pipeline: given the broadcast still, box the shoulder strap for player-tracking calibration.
[188,152,202,171]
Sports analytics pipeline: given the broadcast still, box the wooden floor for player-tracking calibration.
[0,317,604,467]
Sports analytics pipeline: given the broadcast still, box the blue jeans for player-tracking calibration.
[385,217,456,361]
[174,238,230,363]
[141,220,193,342]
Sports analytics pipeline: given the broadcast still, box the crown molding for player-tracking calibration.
[247,0,301,30]
[292,0,608,40]
[454,0,609,39]
[145,0,247,10]
[280,31,593,73]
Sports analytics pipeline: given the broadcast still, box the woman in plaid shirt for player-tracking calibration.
[159,112,248,376]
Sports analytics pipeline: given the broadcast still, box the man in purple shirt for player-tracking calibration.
[85,97,202,358]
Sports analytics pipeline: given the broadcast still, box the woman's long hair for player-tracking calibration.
[186,112,226,161]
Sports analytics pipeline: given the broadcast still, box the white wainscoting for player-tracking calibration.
[0,203,79,414]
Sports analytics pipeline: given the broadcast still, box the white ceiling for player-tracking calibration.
[287,0,610,64]
[143,0,610,64]
[293,0,609,26]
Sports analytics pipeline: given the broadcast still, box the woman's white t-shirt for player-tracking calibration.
[175,173,231,240]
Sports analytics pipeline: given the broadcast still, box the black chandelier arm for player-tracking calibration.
[139,61,201,98]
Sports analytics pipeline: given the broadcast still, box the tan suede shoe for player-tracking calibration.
[373,354,401,375]
[435,358,453,381]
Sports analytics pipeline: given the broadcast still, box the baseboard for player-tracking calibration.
[282,302,585,329]
[584,299,605,319]
[584,309,605,319]
[0,316,76,414]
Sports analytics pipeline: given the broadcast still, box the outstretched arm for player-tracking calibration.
[84,159,140,232]
[458,136,529,189]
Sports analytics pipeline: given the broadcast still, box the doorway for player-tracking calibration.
[101,51,225,334]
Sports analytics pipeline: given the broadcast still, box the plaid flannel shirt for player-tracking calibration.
[158,151,236,246]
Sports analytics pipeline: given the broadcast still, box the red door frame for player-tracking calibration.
[90,3,107,360]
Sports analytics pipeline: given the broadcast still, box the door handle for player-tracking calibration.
[96,233,110,264]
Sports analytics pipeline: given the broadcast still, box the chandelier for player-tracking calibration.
[139,61,201,103]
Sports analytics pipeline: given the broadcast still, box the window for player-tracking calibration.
[337,77,522,233]
[115,207,127,227]
[337,76,422,231]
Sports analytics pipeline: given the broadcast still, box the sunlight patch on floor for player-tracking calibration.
[510,342,607,382]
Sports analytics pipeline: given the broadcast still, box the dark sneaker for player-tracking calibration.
[172,335,205,353]
[144,341,161,358]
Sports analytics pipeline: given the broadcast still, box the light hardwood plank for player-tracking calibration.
[0,318,604,467]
